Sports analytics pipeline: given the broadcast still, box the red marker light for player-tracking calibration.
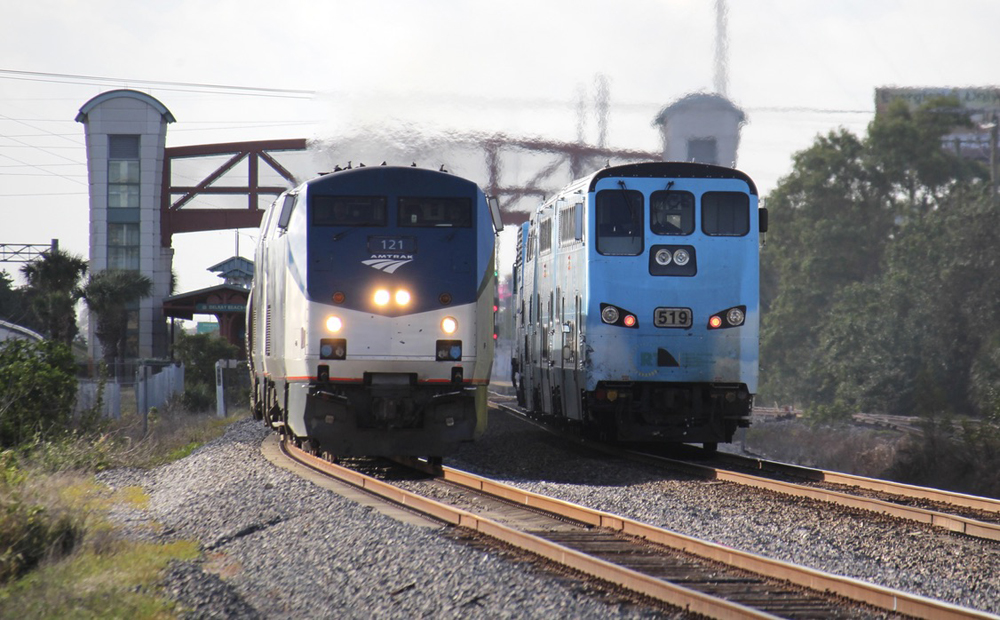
[623,314,636,327]
[709,316,723,329]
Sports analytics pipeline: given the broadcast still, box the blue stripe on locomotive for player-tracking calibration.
[295,167,492,312]
[582,174,759,393]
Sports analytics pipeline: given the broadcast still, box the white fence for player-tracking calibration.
[75,362,184,419]
[137,363,185,416]
[75,379,122,419]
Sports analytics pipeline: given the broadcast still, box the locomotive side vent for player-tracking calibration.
[265,304,272,356]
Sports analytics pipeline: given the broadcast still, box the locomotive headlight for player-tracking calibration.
[325,316,343,333]
[373,289,390,306]
[395,289,411,306]
[441,316,458,334]
[727,307,745,326]
[672,248,691,266]
[601,305,619,324]
[654,248,673,266]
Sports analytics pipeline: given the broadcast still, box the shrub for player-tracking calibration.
[0,453,81,583]
[0,340,77,448]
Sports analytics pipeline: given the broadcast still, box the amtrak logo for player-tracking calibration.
[362,255,413,273]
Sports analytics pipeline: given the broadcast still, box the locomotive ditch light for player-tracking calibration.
[441,316,458,334]
[374,289,391,306]
[395,289,411,306]
[708,305,747,330]
[437,340,462,361]
[600,303,639,328]
[320,338,347,360]
[325,315,343,333]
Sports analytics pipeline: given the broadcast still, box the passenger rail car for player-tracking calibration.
[248,165,502,457]
[511,162,766,448]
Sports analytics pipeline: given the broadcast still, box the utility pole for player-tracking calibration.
[991,113,998,204]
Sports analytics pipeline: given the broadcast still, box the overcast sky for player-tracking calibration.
[3,0,999,297]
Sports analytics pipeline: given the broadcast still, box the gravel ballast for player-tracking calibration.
[98,418,679,619]
[98,407,1000,617]
[450,407,1000,616]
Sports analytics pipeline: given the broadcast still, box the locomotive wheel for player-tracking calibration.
[303,438,321,457]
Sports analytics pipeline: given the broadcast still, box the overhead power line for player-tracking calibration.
[0,68,316,98]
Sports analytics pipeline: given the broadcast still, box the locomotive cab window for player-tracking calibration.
[276,193,298,229]
[702,192,750,236]
[650,190,694,235]
[596,189,643,255]
[313,196,388,226]
[398,197,471,227]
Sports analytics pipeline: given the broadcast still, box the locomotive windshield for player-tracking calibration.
[702,192,750,236]
[398,197,472,227]
[595,189,643,255]
[650,190,695,235]
[312,196,387,226]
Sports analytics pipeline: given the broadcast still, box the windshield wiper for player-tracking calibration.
[617,180,637,231]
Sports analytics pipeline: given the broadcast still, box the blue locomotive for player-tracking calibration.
[511,162,765,448]
[248,164,503,457]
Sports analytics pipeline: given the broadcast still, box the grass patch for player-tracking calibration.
[0,406,250,616]
[0,539,199,618]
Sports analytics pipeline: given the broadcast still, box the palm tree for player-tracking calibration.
[82,269,153,364]
[20,249,88,346]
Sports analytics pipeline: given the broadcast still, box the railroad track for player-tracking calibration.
[490,398,1000,544]
[276,435,996,619]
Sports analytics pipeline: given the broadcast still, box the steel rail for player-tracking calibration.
[279,440,773,619]
[491,400,1000,542]
[279,438,996,620]
[711,451,1000,515]
[629,449,1000,542]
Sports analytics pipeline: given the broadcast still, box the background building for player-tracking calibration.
[76,90,175,360]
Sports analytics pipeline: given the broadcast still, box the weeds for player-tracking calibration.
[886,417,1000,498]
[0,404,248,616]
[743,418,905,478]
[744,415,1000,499]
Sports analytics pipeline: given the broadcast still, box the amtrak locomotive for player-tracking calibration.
[511,162,766,449]
[248,165,502,457]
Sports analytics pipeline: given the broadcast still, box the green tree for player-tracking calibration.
[82,269,153,364]
[172,331,238,411]
[19,250,88,346]
[812,186,1000,418]
[0,271,31,329]
[0,339,77,448]
[761,96,988,413]
[760,129,895,404]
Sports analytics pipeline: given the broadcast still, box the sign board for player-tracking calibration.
[875,87,999,162]
[195,303,246,312]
